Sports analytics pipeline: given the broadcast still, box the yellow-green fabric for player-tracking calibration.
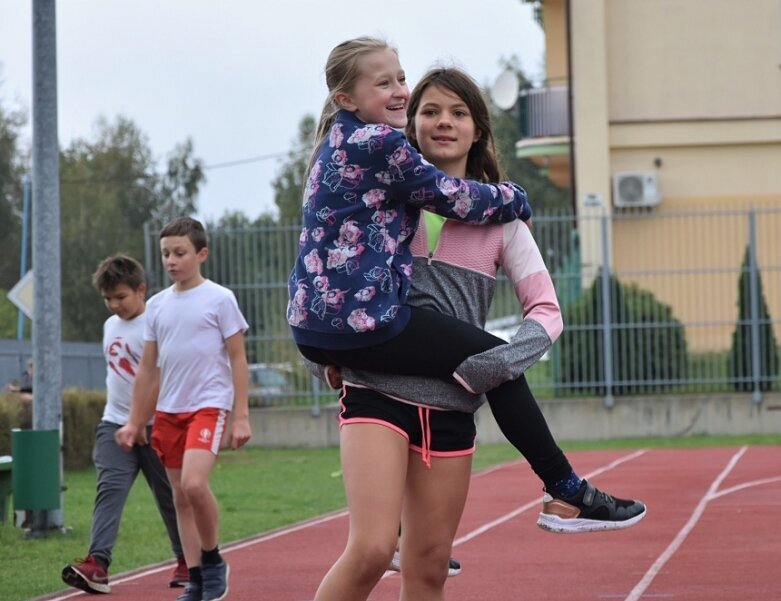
[424,211,447,254]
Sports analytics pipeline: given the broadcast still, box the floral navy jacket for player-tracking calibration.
[287,109,532,351]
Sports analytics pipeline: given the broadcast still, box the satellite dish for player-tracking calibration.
[490,68,520,111]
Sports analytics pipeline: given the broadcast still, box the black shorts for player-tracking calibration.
[338,385,476,460]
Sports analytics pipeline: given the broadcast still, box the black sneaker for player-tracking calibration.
[537,479,647,533]
[201,560,229,601]
[447,557,462,577]
[176,582,202,601]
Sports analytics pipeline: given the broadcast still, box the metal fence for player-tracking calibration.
[143,207,781,408]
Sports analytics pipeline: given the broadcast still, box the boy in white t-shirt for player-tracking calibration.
[116,217,251,601]
[62,255,187,594]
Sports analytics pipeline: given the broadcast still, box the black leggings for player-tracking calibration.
[297,306,572,487]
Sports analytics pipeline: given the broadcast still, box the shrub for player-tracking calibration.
[553,270,687,395]
[728,247,779,391]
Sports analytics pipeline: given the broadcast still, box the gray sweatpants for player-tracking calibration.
[88,421,182,568]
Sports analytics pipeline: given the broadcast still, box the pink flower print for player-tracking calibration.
[384,236,397,255]
[452,194,473,219]
[375,171,393,185]
[326,244,364,271]
[329,123,344,148]
[287,305,308,327]
[348,124,392,153]
[298,228,308,248]
[316,206,336,225]
[498,183,514,203]
[337,219,363,246]
[323,162,367,191]
[323,288,347,313]
[303,249,324,274]
[312,275,329,292]
[303,161,322,211]
[354,286,376,302]
[310,227,325,242]
[401,263,413,278]
[331,149,347,166]
[371,209,397,226]
[437,177,461,199]
[362,188,386,209]
[347,308,376,332]
[386,145,413,180]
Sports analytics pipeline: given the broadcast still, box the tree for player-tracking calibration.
[0,96,27,291]
[728,246,779,391]
[272,114,315,223]
[59,116,205,341]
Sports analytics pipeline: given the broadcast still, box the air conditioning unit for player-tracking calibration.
[612,171,661,208]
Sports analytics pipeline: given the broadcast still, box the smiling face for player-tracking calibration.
[412,84,479,178]
[336,47,409,129]
[160,234,208,291]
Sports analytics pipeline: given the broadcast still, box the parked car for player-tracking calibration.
[248,363,292,406]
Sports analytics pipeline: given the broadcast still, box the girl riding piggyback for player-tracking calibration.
[288,36,532,384]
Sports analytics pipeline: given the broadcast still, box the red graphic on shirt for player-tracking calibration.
[106,337,140,384]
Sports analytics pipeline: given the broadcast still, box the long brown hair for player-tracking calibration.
[405,67,504,183]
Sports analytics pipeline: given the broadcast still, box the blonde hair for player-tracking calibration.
[308,37,396,173]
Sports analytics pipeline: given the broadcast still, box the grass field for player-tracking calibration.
[2,435,779,601]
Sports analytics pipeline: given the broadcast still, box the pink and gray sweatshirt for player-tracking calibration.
[316,213,563,413]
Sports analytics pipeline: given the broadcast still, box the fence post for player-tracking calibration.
[600,213,614,408]
[747,210,762,403]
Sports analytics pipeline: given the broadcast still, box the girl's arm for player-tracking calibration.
[226,330,251,450]
[453,221,563,395]
[383,131,532,224]
[115,340,160,450]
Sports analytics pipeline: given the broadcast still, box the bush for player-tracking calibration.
[0,389,105,469]
[728,247,779,391]
[553,270,687,395]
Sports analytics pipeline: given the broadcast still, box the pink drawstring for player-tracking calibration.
[417,406,432,469]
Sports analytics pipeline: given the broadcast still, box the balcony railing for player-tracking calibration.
[518,85,570,139]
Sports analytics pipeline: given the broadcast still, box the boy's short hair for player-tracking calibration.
[159,216,207,252]
[92,255,146,292]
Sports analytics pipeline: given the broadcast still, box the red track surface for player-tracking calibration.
[40,445,781,601]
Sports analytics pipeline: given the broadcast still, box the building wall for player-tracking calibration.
[555,0,781,350]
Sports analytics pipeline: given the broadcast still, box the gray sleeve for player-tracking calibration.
[453,318,552,395]
[341,369,485,414]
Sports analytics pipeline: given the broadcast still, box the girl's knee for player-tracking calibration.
[347,540,396,578]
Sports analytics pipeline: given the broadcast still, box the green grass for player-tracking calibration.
[2,435,780,601]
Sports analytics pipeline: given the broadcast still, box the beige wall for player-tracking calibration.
[606,0,781,120]
[536,0,781,352]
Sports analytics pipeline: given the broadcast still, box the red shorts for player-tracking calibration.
[151,408,229,469]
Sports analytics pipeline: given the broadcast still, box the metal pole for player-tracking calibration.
[600,213,614,408]
[17,175,31,340]
[747,210,762,403]
[31,0,63,532]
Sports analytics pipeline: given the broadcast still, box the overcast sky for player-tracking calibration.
[0,0,544,223]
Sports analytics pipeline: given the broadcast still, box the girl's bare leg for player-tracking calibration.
[399,452,472,601]
[314,423,409,601]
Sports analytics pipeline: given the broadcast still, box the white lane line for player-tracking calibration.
[623,446,748,601]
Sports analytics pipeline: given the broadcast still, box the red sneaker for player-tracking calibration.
[170,555,189,588]
[62,555,110,594]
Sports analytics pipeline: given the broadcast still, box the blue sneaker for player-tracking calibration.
[201,560,229,601]
[176,582,202,601]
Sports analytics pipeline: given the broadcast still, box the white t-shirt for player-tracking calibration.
[144,279,249,413]
[102,312,147,425]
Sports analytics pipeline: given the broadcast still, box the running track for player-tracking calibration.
[39,445,781,601]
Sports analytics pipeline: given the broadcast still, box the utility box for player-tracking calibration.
[11,429,60,511]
